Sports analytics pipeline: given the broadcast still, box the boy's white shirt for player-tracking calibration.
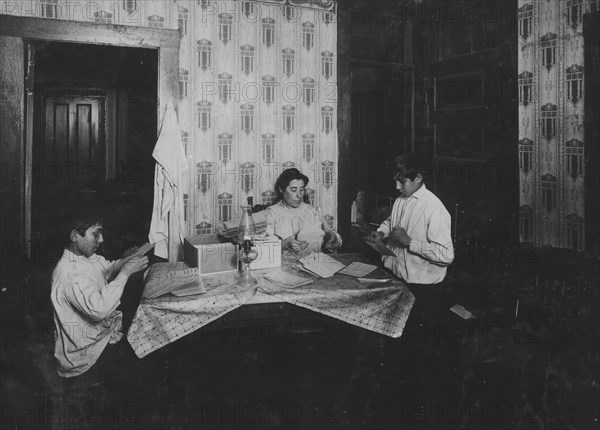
[377,184,454,284]
[51,249,125,378]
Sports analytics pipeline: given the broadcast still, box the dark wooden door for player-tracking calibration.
[43,96,105,188]
[33,95,106,245]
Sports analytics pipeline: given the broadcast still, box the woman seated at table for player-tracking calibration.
[262,168,342,255]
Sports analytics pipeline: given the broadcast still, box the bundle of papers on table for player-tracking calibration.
[263,268,313,288]
[143,262,205,299]
[218,212,268,239]
[298,252,346,278]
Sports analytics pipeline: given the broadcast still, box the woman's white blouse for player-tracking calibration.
[263,201,323,246]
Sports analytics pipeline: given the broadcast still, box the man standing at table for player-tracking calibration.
[367,152,454,285]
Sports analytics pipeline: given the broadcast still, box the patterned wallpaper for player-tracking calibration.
[1,0,338,236]
[518,0,598,250]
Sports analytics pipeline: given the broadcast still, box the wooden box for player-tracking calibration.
[248,237,282,270]
[184,234,238,275]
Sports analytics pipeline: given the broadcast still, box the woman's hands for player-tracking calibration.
[281,235,309,254]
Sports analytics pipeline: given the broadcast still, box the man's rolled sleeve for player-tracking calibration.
[377,217,392,237]
[407,209,454,265]
[408,239,454,265]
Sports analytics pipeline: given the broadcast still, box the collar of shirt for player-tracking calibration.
[409,183,427,200]
[62,248,92,263]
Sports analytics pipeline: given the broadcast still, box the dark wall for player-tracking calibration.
[0,36,25,289]
[413,0,518,245]
[338,0,518,247]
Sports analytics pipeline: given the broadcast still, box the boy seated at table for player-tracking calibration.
[50,207,148,378]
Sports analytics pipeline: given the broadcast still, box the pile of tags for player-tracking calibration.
[262,252,346,288]
[297,252,346,278]
[263,253,383,289]
[218,212,268,239]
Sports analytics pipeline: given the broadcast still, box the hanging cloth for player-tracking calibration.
[148,101,187,260]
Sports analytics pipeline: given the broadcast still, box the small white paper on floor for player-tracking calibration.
[450,304,475,320]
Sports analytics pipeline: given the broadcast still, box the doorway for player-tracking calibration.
[30,41,158,262]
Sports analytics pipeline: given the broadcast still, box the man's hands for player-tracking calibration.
[366,231,384,243]
[281,236,309,254]
[390,227,412,247]
[365,228,411,247]
[120,255,149,277]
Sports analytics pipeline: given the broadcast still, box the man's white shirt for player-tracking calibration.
[377,184,454,284]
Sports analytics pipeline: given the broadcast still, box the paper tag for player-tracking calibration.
[135,242,155,256]
[450,304,474,320]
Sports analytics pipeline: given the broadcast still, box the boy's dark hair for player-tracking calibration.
[393,152,425,182]
[60,207,103,245]
[274,168,309,201]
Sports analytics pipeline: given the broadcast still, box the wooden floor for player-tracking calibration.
[1,244,598,430]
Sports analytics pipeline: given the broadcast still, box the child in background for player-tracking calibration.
[50,208,148,378]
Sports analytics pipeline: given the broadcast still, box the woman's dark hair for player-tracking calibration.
[274,168,309,201]
[393,152,425,182]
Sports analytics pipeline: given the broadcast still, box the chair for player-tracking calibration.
[247,196,272,213]
[251,204,271,213]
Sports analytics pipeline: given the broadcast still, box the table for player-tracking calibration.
[127,253,415,358]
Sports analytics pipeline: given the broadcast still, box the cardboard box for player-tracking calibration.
[244,237,282,270]
[184,234,238,275]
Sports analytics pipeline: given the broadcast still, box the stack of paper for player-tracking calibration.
[338,261,377,277]
[297,223,324,243]
[170,282,207,297]
[143,262,204,299]
[298,252,346,278]
[263,268,313,288]
[218,212,268,239]
[364,238,396,257]
[134,242,155,257]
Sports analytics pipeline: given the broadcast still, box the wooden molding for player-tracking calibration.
[0,14,181,261]
[0,14,179,49]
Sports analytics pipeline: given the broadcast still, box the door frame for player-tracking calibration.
[0,15,179,258]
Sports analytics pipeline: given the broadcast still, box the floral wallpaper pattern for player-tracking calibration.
[518,0,597,250]
[2,0,338,237]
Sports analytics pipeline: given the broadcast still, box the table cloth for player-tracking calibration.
[127,254,415,358]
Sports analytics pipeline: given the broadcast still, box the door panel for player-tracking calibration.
[43,96,105,190]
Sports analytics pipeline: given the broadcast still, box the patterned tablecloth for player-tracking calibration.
[127,254,415,358]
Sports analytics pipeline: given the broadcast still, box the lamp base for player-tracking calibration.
[236,262,257,288]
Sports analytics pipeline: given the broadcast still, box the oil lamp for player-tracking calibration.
[236,205,258,287]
